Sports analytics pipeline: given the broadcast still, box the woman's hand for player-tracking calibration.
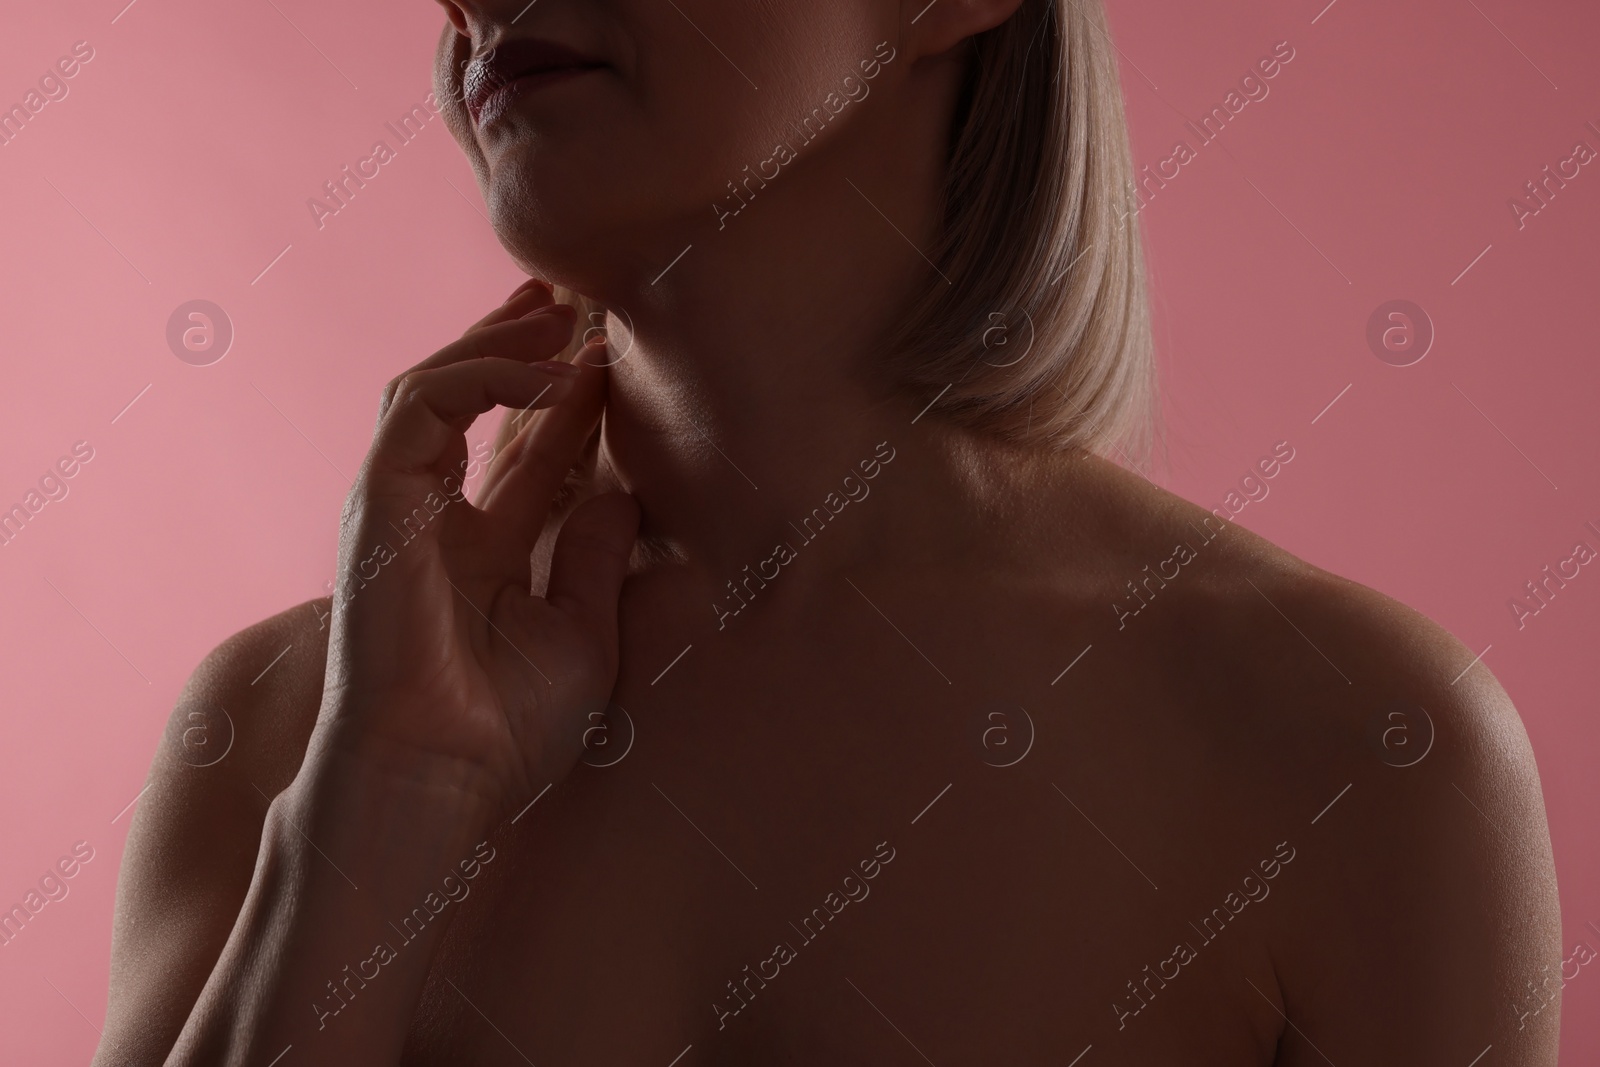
[313,278,639,817]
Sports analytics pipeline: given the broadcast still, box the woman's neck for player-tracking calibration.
[590,222,951,579]
[557,49,1089,585]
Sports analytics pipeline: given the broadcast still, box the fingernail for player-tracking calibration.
[503,278,550,306]
[576,335,608,365]
[532,360,582,378]
[521,303,575,320]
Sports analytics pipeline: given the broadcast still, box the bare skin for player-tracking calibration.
[92,0,1561,1064]
[92,351,1562,1064]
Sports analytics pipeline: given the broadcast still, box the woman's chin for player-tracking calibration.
[491,221,619,302]
[489,204,690,299]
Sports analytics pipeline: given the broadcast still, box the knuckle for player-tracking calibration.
[460,330,488,362]
[378,375,406,412]
[388,371,427,411]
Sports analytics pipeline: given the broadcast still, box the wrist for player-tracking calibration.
[297,709,511,828]
[276,728,504,906]
[191,747,500,1066]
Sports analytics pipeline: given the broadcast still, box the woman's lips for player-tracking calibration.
[473,65,604,128]
[462,38,608,128]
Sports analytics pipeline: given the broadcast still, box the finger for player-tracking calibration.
[377,306,576,421]
[474,351,596,507]
[544,491,640,643]
[370,358,583,477]
[474,400,541,506]
[475,307,605,458]
[463,278,553,335]
[477,338,611,549]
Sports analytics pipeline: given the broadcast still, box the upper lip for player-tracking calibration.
[462,37,605,124]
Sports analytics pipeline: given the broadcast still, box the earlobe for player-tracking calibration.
[904,0,1027,60]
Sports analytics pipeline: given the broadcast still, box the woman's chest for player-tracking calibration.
[393,679,1287,1067]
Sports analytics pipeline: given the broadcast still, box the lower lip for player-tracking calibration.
[476,67,603,127]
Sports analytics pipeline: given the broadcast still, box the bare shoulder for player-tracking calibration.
[94,598,331,1067]
[1013,453,1562,1060]
[1175,510,1541,787]
[1063,458,1541,767]
[1149,503,1563,1063]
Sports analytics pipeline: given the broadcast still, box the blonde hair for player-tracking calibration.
[494,0,1157,469]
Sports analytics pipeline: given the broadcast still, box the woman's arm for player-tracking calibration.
[164,734,498,1066]
[91,601,329,1067]
[94,277,641,1066]
[1258,572,1563,1066]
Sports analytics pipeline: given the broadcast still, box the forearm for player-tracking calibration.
[165,738,499,1067]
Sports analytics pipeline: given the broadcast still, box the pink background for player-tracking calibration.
[1,0,1595,1061]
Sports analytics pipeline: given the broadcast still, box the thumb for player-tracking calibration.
[544,491,641,643]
